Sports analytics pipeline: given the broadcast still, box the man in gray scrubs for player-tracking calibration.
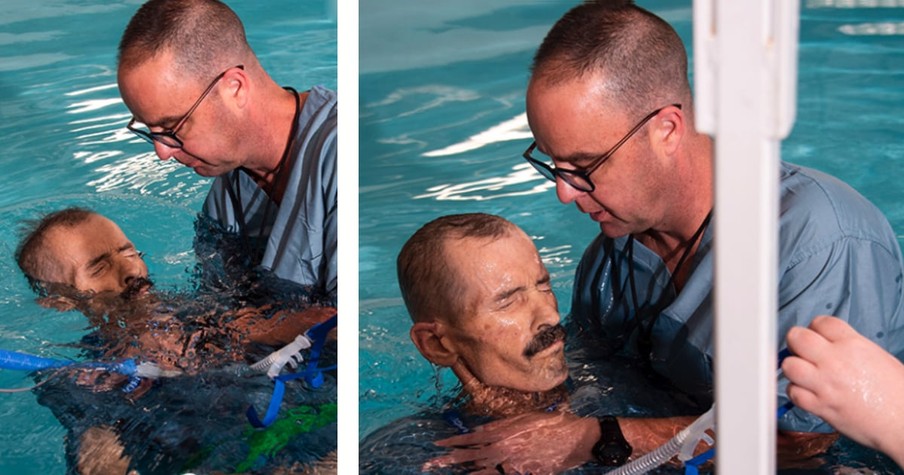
[436,1,904,471]
[116,0,337,300]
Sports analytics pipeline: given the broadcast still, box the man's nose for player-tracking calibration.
[531,293,560,330]
[118,259,145,288]
[153,141,177,161]
[555,178,582,204]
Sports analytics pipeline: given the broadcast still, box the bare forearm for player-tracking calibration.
[618,416,701,459]
[776,430,838,469]
[230,306,336,346]
[574,416,602,463]
[565,415,706,468]
[618,418,839,469]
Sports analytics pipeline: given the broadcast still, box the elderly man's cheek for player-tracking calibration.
[473,322,527,345]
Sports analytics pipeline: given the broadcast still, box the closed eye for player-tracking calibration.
[537,273,552,292]
[495,286,526,310]
[89,261,110,277]
[118,243,139,258]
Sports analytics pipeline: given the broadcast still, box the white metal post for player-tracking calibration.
[693,0,799,473]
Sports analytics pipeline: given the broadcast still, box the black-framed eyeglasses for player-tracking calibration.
[522,103,681,193]
[126,64,244,149]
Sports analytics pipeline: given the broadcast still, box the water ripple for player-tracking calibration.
[423,113,530,157]
[839,21,904,34]
[87,152,182,194]
[414,162,553,201]
[64,82,118,97]
[66,97,122,114]
[369,85,480,122]
[0,52,73,72]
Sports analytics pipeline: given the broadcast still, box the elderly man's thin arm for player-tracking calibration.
[433,412,836,472]
[624,418,836,468]
[226,305,336,346]
[431,413,705,472]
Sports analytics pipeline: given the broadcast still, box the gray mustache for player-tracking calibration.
[121,276,154,299]
[524,324,566,358]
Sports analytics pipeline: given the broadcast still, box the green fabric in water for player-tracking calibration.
[235,402,337,473]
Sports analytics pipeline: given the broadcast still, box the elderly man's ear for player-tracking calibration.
[33,282,80,312]
[410,321,458,367]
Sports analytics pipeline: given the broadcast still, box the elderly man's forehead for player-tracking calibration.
[442,230,540,290]
[442,229,514,263]
[42,215,129,256]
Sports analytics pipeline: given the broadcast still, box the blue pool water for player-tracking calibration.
[359,0,904,472]
[0,1,335,473]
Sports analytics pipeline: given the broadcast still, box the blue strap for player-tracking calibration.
[246,314,338,428]
[246,363,338,428]
[684,447,715,475]
[247,372,294,427]
[777,401,795,419]
[302,314,337,388]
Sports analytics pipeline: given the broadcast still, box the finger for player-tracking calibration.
[458,446,506,467]
[781,355,820,393]
[785,325,831,364]
[785,381,821,415]
[808,315,857,342]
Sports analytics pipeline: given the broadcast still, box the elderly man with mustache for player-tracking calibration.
[14,206,336,474]
[361,213,594,473]
[401,213,570,419]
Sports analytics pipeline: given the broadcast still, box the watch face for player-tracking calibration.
[598,443,630,465]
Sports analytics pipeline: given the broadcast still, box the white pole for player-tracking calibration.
[693,0,799,473]
[337,0,358,472]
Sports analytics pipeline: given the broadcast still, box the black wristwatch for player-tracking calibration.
[592,415,632,466]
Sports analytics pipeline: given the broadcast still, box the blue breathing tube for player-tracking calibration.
[0,349,138,375]
[0,349,142,392]
[0,349,74,371]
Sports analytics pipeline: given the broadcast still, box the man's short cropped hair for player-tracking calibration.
[397,213,517,324]
[531,0,690,117]
[16,207,97,292]
[118,0,252,79]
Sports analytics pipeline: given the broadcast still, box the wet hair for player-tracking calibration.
[531,0,691,117]
[16,207,97,292]
[397,213,517,324]
[118,0,252,79]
